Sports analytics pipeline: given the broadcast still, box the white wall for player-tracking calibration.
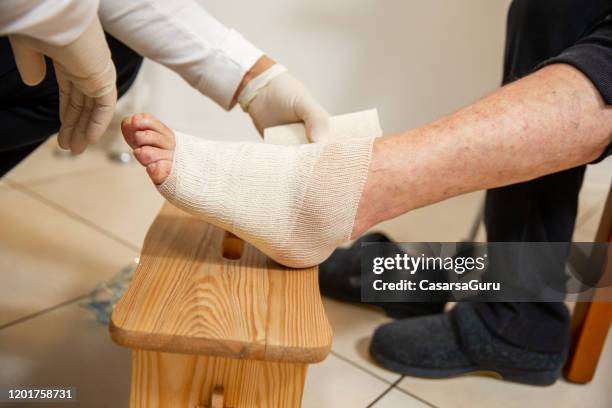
[140,0,511,142]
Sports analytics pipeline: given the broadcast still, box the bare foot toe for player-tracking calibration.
[133,145,173,166]
[132,130,173,150]
[146,161,173,185]
[122,113,175,149]
[121,113,176,185]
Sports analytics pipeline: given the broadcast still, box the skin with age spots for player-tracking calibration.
[122,64,611,240]
[352,64,611,236]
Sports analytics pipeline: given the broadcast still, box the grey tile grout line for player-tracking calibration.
[0,293,89,331]
[329,350,399,385]
[393,381,440,408]
[6,180,141,253]
[365,376,403,407]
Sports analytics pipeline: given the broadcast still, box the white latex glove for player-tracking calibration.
[9,16,117,154]
[239,65,330,143]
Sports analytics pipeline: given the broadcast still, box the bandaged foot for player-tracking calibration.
[122,112,379,268]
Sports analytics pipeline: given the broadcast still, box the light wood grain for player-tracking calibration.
[565,192,612,384]
[110,203,332,363]
[130,350,307,408]
[565,301,612,383]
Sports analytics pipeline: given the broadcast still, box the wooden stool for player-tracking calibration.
[110,203,333,407]
[564,186,612,383]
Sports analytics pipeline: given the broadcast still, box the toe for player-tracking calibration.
[133,129,174,150]
[147,160,173,185]
[121,115,139,148]
[133,145,173,166]
[129,113,175,150]
[132,112,174,137]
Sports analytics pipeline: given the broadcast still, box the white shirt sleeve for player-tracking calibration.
[0,0,98,46]
[99,0,264,110]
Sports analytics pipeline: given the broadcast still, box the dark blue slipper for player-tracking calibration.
[319,232,446,318]
[369,303,566,386]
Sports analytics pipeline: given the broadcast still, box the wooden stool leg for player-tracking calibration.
[565,301,612,383]
[210,386,225,408]
[565,191,612,384]
[129,350,308,408]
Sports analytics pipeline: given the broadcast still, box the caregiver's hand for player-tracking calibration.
[238,57,330,142]
[9,16,117,154]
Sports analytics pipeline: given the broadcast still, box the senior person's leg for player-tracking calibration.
[350,65,610,238]
[0,35,143,178]
[122,63,611,270]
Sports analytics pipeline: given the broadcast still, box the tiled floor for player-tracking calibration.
[0,138,610,407]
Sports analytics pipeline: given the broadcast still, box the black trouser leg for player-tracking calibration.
[0,35,143,178]
[474,166,586,353]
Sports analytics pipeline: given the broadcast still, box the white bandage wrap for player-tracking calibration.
[264,109,382,145]
[158,110,382,268]
[237,64,288,111]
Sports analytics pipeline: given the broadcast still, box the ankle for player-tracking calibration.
[350,179,378,239]
[349,142,383,239]
[350,207,370,239]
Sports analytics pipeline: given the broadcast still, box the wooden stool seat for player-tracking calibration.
[110,203,332,407]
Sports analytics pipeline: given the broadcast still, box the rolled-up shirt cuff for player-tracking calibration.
[198,29,263,110]
[537,48,612,162]
[536,14,612,163]
[539,45,612,105]
[538,50,612,162]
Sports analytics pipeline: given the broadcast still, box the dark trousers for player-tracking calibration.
[474,166,587,353]
[0,35,143,178]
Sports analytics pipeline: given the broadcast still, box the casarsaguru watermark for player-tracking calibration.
[372,279,500,292]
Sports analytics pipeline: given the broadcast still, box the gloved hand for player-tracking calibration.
[9,16,117,154]
[239,64,330,143]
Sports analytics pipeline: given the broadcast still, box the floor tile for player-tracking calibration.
[323,298,401,383]
[373,191,485,242]
[304,353,390,408]
[0,188,138,326]
[371,388,432,408]
[26,162,164,250]
[397,327,612,408]
[0,303,131,408]
[4,138,111,186]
